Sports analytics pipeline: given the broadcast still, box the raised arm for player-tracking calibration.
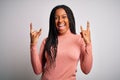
[80,21,93,74]
[30,23,43,75]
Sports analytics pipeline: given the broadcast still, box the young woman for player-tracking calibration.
[30,5,93,80]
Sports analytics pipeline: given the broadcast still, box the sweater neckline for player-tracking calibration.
[58,29,72,38]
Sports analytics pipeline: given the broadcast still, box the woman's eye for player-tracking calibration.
[55,17,58,20]
[62,16,67,19]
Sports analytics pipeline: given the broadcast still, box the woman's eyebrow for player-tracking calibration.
[55,14,67,16]
[62,14,67,15]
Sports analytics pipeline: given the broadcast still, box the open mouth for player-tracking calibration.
[58,23,66,30]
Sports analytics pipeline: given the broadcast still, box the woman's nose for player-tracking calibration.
[58,17,63,22]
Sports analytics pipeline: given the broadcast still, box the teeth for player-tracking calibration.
[59,23,65,27]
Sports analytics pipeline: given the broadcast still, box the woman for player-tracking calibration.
[30,5,93,80]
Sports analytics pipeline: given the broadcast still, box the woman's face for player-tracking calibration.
[55,8,69,35]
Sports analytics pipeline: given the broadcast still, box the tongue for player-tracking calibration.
[58,26,65,30]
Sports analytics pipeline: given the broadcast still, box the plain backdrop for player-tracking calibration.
[0,0,120,80]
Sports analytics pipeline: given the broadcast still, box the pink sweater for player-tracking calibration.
[31,30,92,80]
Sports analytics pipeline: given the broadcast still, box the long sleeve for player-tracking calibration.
[80,36,93,74]
[30,39,45,75]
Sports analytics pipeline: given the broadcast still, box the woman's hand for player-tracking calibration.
[30,23,42,45]
[80,21,91,44]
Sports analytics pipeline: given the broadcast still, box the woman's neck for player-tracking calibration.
[58,29,71,37]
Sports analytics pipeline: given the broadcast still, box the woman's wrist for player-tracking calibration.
[30,42,37,46]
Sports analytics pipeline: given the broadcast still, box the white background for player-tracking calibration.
[0,0,120,80]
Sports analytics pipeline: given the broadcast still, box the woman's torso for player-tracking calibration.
[41,32,82,80]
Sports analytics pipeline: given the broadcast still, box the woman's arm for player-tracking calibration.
[80,21,93,74]
[80,40,93,74]
[30,40,45,75]
[30,23,43,75]
[30,45,42,75]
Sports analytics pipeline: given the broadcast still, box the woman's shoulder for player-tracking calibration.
[71,33,83,43]
[72,33,82,39]
[41,37,47,45]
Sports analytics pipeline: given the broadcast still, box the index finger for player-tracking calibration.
[30,23,33,32]
[39,28,42,32]
[38,28,42,36]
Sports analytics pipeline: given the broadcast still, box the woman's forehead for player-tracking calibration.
[55,8,67,16]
